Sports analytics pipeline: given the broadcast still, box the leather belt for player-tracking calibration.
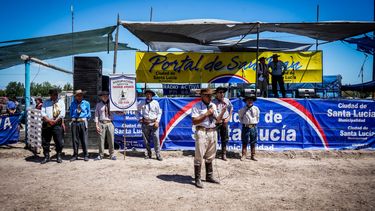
[243,124,256,128]
[100,120,112,124]
[142,118,156,124]
[72,118,86,122]
[196,126,216,132]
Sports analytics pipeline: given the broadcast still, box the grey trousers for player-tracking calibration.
[98,122,114,157]
[142,124,161,156]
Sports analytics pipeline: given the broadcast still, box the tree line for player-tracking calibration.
[0,81,73,97]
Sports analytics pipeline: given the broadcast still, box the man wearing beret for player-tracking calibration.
[94,91,116,161]
[238,96,260,161]
[138,89,163,161]
[40,89,66,164]
[212,87,233,161]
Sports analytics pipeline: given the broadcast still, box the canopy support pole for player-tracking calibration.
[24,59,30,146]
[113,14,120,74]
[255,23,260,97]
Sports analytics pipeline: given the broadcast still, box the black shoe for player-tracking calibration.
[84,157,89,162]
[70,156,78,162]
[57,153,62,163]
[156,155,163,161]
[40,156,50,164]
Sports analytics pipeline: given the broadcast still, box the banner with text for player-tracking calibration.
[113,98,374,151]
[0,114,20,145]
[136,51,322,83]
[109,75,137,111]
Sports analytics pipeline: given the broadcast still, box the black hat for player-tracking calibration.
[272,54,280,58]
[243,96,257,102]
[144,89,156,96]
[98,91,109,96]
[48,88,59,95]
[215,87,228,93]
[259,57,266,61]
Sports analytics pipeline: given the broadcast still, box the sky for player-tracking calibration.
[0,0,374,89]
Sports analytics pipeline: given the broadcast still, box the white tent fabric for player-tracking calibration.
[122,19,375,51]
[149,39,313,52]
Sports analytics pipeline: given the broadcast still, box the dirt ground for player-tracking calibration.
[0,143,374,211]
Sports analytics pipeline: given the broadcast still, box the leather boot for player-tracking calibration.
[57,152,62,163]
[41,153,50,164]
[221,142,227,161]
[240,144,247,161]
[205,162,220,184]
[250,144,258,161]
[194,165,203,188]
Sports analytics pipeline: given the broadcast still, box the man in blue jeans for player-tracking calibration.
[238,96,260,161]
[138,90,163,161]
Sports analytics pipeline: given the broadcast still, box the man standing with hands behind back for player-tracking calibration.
[94,91,116,161]
[138,89,163,161]
[268,54,287,98]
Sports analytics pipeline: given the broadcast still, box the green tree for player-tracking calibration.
[6,81,24,97]
[63,83,73,91]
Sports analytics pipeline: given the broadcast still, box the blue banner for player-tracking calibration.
[113,98,375,150]
[0,114,20,145]
[162,84,201,96]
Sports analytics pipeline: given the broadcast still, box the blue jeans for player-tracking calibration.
[241,126,257,145]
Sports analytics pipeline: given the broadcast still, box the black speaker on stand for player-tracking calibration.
[73,57,102,109]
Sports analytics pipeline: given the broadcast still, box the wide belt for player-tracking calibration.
[72,118,86,122]
[243,124,256,128]
[196,126,216,132]
[100,120,112,124]
[142,118,156,124]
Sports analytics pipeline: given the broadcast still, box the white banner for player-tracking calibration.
[109,75,137,111]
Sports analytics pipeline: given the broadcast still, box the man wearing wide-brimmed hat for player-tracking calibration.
[94,91,116,161]
[238,96,260,161]
[138,89,163,161]
[268,54,287,98]
[191,88,226,188]
[69,89,91,162]
[40,88,66,164]
[257,57,270,97]
[212,87,233,161]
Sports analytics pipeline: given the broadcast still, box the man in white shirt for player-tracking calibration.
[268,54,287,98]
[94,91,116,161]
[191,88,226,188]
[40,89,66,164]
[212,87,233,161]
[138,90,163,161]
[238,96,260,161]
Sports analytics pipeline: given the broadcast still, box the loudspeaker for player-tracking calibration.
[73,57,102,108]
[297,88,315,98]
